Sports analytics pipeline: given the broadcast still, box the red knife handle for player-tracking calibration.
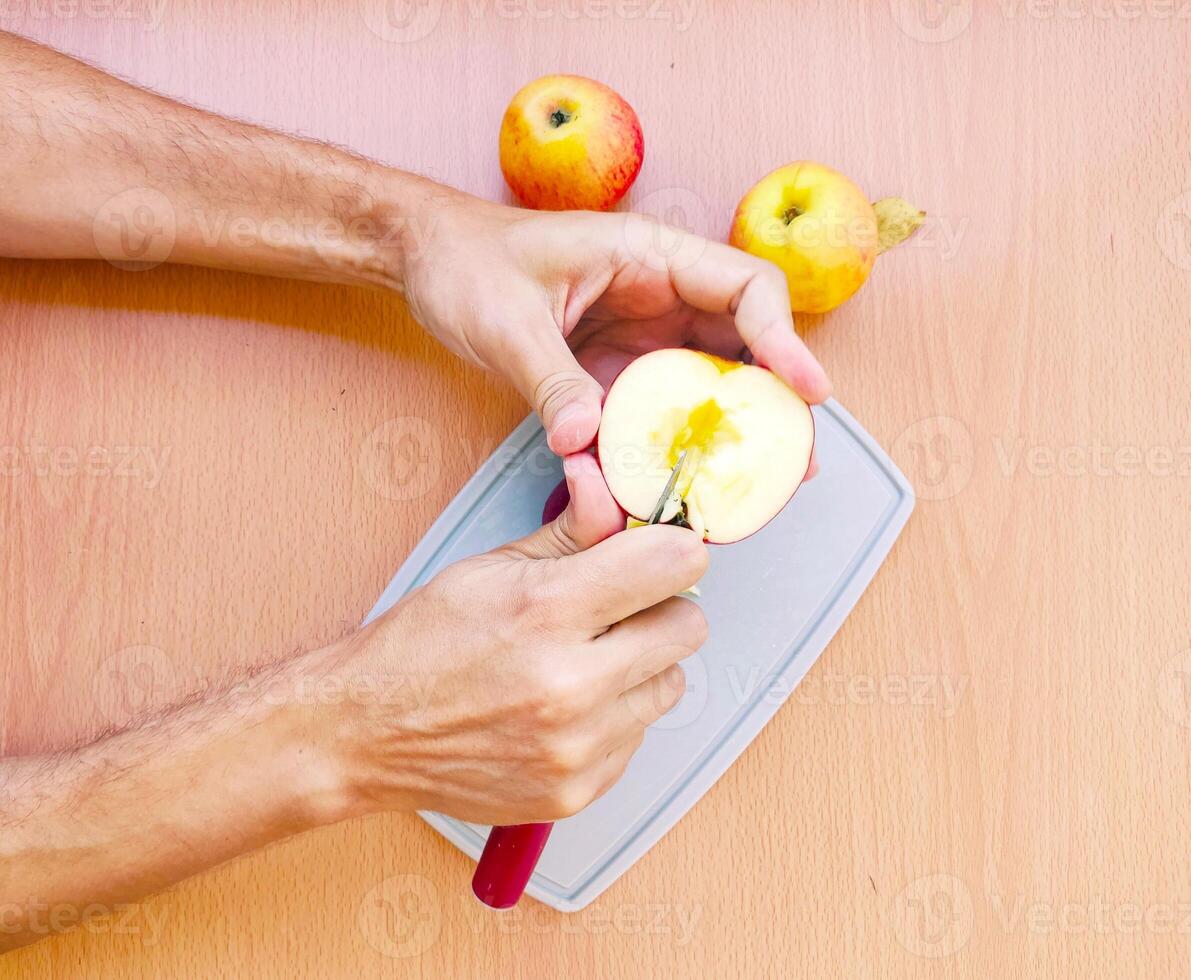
[470,479,571,909]
[471,822,554,909]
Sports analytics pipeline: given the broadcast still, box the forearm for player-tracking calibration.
[0,30,436,289]
[0,649,354,952]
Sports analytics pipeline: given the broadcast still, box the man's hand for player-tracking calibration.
[318,452,707,825]
[0,32,830,462]
[398,190,832,456]
[0,31,764,946]
[0,454,705,949]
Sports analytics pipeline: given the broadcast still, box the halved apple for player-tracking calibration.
[596,349,815,544]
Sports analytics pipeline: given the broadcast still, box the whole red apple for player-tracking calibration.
[499,74,644,211]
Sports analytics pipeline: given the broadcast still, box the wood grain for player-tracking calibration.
[1,2,1188,976]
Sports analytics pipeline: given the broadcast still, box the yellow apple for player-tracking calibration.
[499,74,644,211]
[730,161,881,314]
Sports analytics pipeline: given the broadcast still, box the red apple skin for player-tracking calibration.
[714,415,815,545]
[593,352,816,545]
[499,74,644,211]
[541,478,571,524]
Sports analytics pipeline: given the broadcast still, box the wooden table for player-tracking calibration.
[1,3,1188,976]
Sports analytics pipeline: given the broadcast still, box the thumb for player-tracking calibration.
[503,452,624,561]
[515,326,604,456]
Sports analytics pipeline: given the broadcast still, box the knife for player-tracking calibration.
[470,451,690,909]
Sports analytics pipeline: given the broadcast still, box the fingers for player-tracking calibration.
[607,214,831,404]
[552,524,709,631]
[503,452,624,560]
[581,663,689,808]
[586,735,645,808]
[511,320,605,455]
[596,595,707,694]
[621,663,688,729]
[665,237,832,404]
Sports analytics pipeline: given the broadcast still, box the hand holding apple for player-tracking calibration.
[499,74,644,211]
[398,184,831,459]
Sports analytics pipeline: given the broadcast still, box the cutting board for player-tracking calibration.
[364,399,914,910]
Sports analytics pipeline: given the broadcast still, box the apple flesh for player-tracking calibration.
[597,349,814,544]
[499,74,644,212]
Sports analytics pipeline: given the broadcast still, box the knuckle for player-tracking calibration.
[509,574,541,622]
[526,669,585,727]
[547,780,594,820]
[531,571,567,616]
[509,569,560,627]
[419,563,469,615]
[671,532,709,585]
[543,736,590,777]
[761,263,787,291]
[539,518,580,561]
[660,664,687,709]
[670,597,709,650]
[533,369,599,420]
[593,747,638,803]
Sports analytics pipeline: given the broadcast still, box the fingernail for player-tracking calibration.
[551,404,588,448]
[562,453,584,478]
[554,403,583,428]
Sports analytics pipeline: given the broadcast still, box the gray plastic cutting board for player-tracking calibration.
[363,399,914,911]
